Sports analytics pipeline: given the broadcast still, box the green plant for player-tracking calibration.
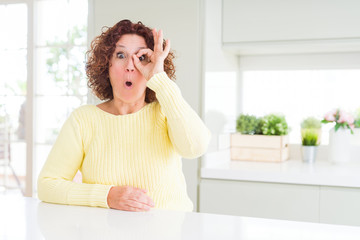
[301,117,321,146]
[355,119,360,128]
[261,114,289,136]
[301,129,319,146]
[355,108,360,128]
[301,117,321,129]
[236,114,262,135]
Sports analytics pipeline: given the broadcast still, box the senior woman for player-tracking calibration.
[37,19,211,212]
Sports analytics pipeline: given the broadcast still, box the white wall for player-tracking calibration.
[88,0,204,210]
[203,0,238,153]
[204,0,237,72]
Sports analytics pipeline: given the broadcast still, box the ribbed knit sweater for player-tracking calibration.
[37,72,211,211]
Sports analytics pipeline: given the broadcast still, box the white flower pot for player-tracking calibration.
[328,127,352,163]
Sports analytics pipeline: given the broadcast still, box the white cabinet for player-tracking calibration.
[320,186,360,226]
[199,179,319,222]
[222,0,360,54]
[200,179,360,226]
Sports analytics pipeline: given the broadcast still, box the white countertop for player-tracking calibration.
[201,150,360,188]
[1,195,360,240]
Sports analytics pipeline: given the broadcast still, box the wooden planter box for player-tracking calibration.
[230,133,290,162]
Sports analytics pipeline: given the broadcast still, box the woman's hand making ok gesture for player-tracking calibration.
[133,29,170,80]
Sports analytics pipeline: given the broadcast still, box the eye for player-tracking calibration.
[116,52,125,59]
[139,55,146,62]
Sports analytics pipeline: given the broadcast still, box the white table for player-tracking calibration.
[1,195,360,240]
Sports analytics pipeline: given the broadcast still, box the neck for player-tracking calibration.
[109,98,147,115]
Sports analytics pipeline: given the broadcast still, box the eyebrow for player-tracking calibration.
[116,45,147,51]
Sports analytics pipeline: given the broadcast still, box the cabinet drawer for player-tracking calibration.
[200,179,319,222]
[320,186,360,226]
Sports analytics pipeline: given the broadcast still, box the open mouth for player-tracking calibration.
[125,81,133,88]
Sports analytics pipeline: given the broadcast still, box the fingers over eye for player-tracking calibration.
[136,49,152,58]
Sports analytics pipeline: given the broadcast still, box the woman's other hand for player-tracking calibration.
[107,186,155,211]
[133,29,170,80]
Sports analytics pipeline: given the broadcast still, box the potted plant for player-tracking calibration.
[300,117,321,163]
[322,109,355,133]
[236,114,262,135]
[231,113,290,162]
[261,114,289,136]
[322,109,355,163]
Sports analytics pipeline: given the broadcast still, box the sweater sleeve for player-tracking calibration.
[37,111,112,208]
[147,72,211,159]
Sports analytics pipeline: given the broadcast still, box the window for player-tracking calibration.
[240,58,360,145]
[0,0,88,196]
[0,3,27,193]
[242,69,360,144]
[34,0,88,186]
[204,53,360,155]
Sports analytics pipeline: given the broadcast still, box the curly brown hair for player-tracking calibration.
[86,19,176,102]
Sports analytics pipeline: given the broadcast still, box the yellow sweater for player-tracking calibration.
[37,72,211,211]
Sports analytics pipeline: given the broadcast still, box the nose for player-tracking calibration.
[126,58,135,72]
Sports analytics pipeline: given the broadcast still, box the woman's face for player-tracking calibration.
[109,34,148,104]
